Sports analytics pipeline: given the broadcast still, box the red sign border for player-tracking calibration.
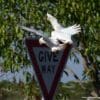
[25,38,72,100]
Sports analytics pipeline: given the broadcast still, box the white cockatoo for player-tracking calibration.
[20,26,65,52]
[47,13,81,44]
[20,13,81,52]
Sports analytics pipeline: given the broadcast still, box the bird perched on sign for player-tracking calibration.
[20,26,63,51]
[20,13,81,52]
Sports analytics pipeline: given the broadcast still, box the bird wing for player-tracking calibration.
[20,25,70,52]
[20,26,55,44]
[20,26,44,37]
[47,13,81,36]
[47,14,81,44]
[47,13,62,31]
[61,24,81,35]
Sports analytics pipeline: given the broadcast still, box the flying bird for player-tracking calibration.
[20,26,65,52]
[47,13,81,44]
[20,13,81,52]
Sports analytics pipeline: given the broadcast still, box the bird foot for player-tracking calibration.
[51,47,59,52]
[51,44,66,52]
[39,37,46,45]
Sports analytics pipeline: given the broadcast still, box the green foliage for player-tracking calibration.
[0,0,99,98]
[0,80,41,100]
[0,81,94,100]
[55,81,94,100]
[0,0,99,70]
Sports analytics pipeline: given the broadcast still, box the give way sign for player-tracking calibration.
[25,38,72,100]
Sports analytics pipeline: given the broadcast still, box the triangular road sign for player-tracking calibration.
[25,38,72,100]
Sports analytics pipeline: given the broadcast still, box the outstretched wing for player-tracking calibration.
[62,24,81,35]
[47,13,81,36]
[20,26,44,37]
[47,13,62,30]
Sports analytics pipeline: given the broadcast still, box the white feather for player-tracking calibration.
[20,13,81,52]
[20,26,62,52]
[47,13,81,44]
[47,13,62,30]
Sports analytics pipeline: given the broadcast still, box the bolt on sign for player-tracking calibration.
[25,38,72,100]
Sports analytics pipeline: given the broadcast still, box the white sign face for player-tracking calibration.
[33,47,63,92]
